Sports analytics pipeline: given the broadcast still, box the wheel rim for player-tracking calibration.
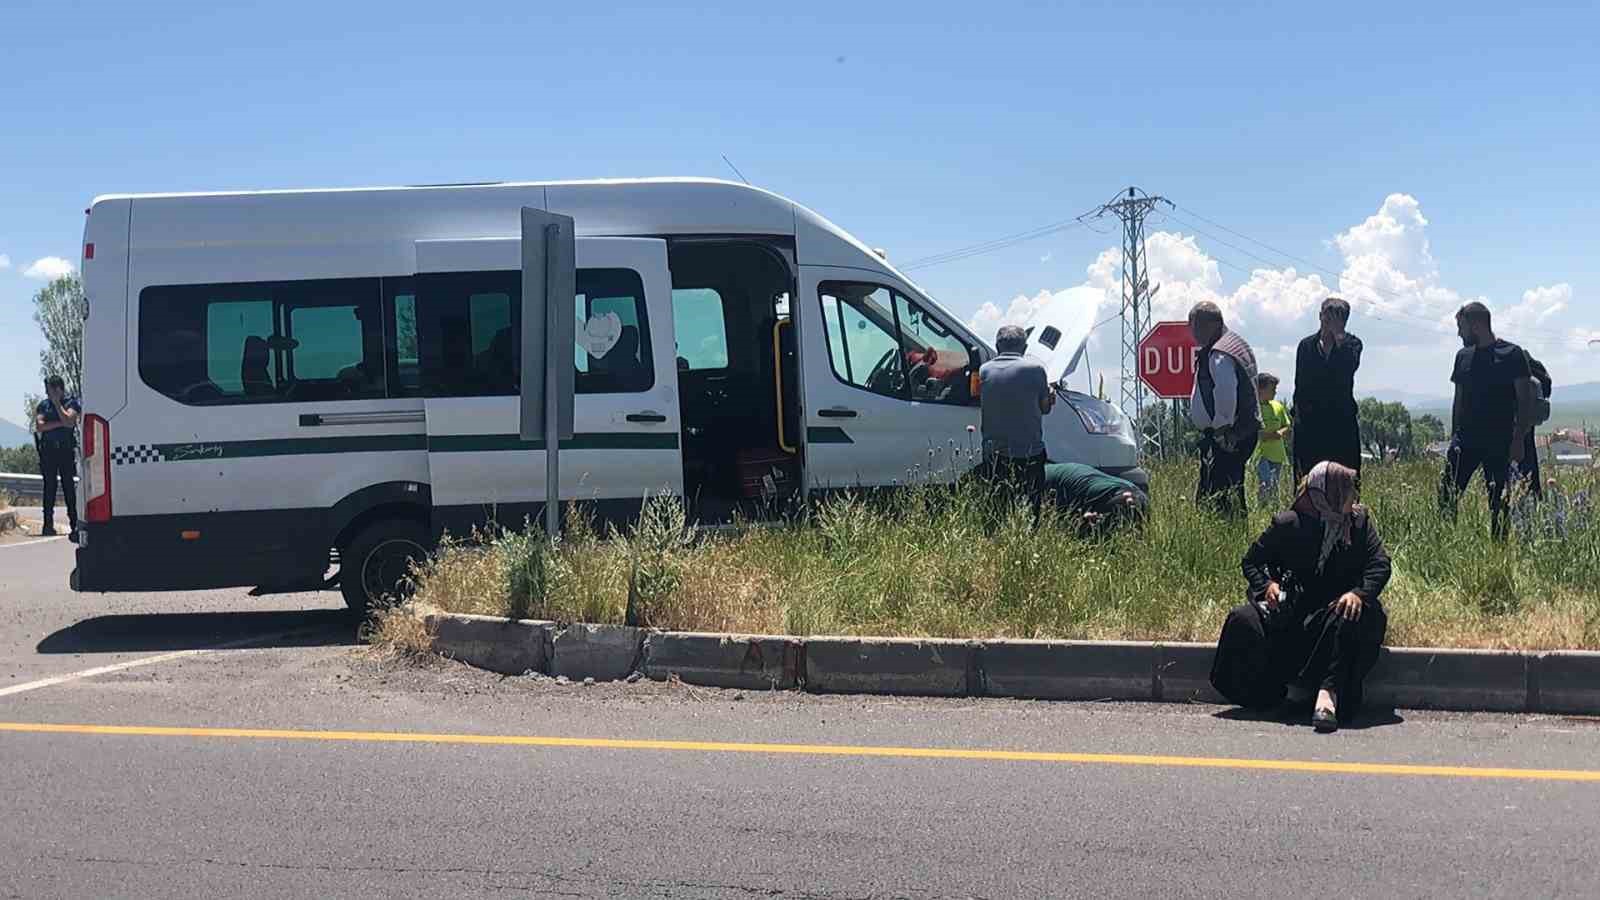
[361,537,425,605]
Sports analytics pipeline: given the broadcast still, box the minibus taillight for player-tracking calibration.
[83,414,112,523]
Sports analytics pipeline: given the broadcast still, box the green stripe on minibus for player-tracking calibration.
[144,432,677,461]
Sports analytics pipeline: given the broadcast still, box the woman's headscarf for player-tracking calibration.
[1293,461,1358,573]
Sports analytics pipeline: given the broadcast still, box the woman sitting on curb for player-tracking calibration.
[1210,461,1391,732]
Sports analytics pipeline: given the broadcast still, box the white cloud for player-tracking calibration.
[1039,252,1053,263]
[1333,193,1436,276]
[1500,283,1571,332]
[967,289,1057,339]
[23,256,75,280]
[0,254,11,270]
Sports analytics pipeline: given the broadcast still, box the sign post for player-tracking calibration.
[521,208,576,540]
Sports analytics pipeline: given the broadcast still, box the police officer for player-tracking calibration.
[34,375,81,539]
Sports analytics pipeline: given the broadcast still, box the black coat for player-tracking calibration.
[1242,508,1392,610]
[1292,332,1363,473]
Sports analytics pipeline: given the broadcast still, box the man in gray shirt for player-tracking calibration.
[980,325,1055,513]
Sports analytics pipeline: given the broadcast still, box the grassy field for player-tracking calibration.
[401,460,1600,651]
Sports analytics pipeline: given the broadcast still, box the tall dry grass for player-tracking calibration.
[405,459,1600,650]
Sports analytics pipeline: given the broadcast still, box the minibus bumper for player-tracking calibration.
[71,515,323,592]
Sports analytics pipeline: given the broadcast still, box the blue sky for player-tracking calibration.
[3,0,1598,430]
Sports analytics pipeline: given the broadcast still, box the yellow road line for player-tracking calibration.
[3,721,1599,782]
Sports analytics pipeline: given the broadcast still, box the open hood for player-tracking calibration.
[1021,286,1101,385]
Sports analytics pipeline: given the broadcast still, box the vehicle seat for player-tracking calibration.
[482,326,518,388]
[241,336,274,397]
[597,326,645,390]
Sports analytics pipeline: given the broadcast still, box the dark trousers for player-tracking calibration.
[1197,430,1258,518]
[1518,430,1542,501]
[984,453,1047,520]
[1292,419,1363,484]
[40,443,78,531]
[1438,441,1511,539]
[1211,597,1388,722]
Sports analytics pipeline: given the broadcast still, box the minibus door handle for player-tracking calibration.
[625,411,668,424]
[817,407,858,418]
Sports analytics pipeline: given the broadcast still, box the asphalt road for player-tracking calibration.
[3,538,1599,898]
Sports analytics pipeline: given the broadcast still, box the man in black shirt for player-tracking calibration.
[1438,303,1536,539]
[34,375,81,539]
[1292,297,1363,481]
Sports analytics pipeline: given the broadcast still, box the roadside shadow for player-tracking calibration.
[37,610,358,655]
[1212,706,1407,731]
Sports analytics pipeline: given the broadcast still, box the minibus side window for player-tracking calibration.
[672,288,730,371]
[138,278,382,406]
[894,294,980,406]
[818,283,908,400]
[575,269,654,393]
[413,268,654,398]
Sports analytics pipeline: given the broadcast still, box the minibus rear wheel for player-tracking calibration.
[340,519,430,618]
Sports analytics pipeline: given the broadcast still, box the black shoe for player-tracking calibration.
[41,526,58,537]
[1313,707,1339,733]
[68,529,79,544]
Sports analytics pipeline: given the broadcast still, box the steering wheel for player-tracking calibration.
[865,348,906,395]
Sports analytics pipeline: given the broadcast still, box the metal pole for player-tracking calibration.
[543,223,561,542]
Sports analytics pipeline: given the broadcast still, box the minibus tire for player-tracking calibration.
[340,520,430,617]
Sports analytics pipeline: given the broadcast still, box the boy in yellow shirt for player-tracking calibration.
[1254,373,1292,508]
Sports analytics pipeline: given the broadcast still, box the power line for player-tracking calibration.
[899,218,1090,271]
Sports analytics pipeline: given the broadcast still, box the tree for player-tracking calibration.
[0,443,40,475]
[1358,397,1414,462]
[22,274,85,431]
[1413,414,1448,454]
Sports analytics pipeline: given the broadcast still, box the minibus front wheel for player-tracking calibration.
[340,519,430,617]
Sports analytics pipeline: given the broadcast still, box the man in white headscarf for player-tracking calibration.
[1210,462,1392,733]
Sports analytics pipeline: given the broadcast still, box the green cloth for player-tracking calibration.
[1042,463,1139,513]
[1256,398,1290,464]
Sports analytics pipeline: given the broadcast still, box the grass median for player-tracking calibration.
[395,460,1600,651]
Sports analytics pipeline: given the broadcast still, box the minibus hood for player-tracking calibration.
[1021,286,1100,384]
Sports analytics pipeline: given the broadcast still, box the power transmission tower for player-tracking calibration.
[1087,187,1172,457]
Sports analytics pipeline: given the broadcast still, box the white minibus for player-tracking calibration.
[71,178,1144,612]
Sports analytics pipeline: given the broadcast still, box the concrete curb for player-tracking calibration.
[413,608,1600,714]
[981,640,1155,701]
[549,623,646,682]
[642,632,804,690]
[1367,648,1530,713]
[422,610,551,676]
[806,636,975,697]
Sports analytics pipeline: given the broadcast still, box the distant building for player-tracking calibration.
[1547,439,1596,467]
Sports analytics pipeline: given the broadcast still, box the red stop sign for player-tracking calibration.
[1138,321,1199,399]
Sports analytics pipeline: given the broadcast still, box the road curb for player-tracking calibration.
[422,610,552,676]
[413,608,1600,714]
[549,623,646,682]
[1367,647,1530,713]
[642,631,804,690]
[806,636,975,697]
[1537,651,1600,715]
[981,640,1155,701]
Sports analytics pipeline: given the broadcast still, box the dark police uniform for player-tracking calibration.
[35,395,81,534]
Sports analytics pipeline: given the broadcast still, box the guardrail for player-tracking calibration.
[0,471,74,505]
